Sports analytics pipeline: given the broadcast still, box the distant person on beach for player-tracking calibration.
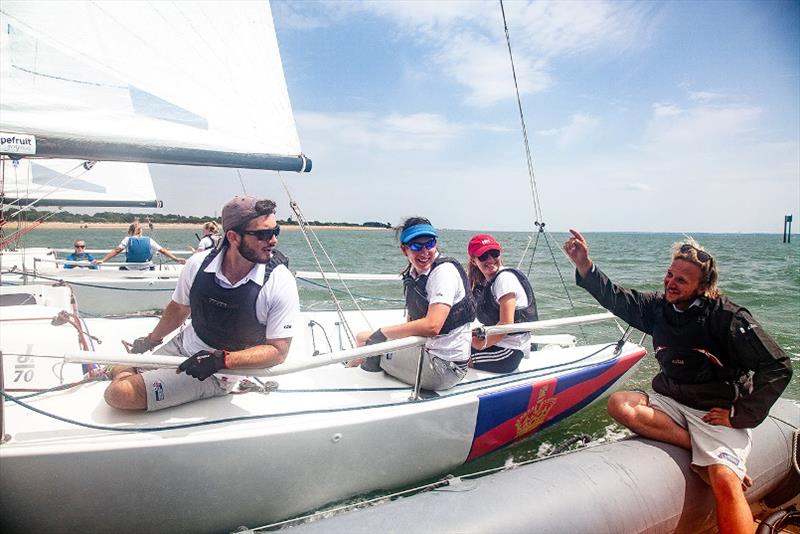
[189,221,221,253]
[467,234,538,373]
[98,221,185,270]
[563,229,791,534]
[103,196,299,411]
[63,239,98,269]
[348,217,475,390]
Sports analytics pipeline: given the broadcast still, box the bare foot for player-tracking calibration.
[345,358,364,368]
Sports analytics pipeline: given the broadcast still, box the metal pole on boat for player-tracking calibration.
[0,351,9,444]
[409,346,426,401]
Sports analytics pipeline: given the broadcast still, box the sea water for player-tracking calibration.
[10,227,799,514]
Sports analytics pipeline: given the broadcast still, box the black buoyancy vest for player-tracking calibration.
[473,268,538,327]
[189,248,289,351]
[402,257,476,335]
[652,300,742,385]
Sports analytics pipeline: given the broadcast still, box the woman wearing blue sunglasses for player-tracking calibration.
[467,234,538,373]
[350,216,475,390]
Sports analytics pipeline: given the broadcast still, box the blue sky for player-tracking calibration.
[153,0,799,233]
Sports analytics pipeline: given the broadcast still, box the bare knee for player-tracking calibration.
[707,464,743,498]
[104,375,147,410]
[607,391,644,425]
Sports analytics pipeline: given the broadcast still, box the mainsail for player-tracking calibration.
[1,158,162,209]
[0,1,310,172]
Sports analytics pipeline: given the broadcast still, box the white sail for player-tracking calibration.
[2,158,161,208]
[0,1,309,171]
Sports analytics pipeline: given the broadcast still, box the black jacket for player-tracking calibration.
[577,265,792,428]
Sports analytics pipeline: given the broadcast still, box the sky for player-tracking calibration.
[151,0,800,233]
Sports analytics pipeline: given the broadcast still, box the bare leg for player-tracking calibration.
[607,391,691,450]
[705,464,753,534]
[104,371,147,410]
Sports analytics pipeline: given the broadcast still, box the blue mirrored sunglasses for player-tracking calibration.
[406,237,437,252]
[240,226,280,241]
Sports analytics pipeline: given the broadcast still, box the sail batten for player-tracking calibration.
[0,1,310,172]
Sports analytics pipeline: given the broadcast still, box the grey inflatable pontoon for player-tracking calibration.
[288,398,799,533]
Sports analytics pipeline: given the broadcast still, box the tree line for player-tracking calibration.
[13,209,392,229]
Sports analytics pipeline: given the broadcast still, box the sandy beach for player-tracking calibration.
[32,222,389,231]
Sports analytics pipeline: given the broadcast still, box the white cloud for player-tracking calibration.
[296,111,462,152]
[271,2,330,30]
[346,0,656,106]
[653,103,683,117]
[536,113,599,150]
[620,182,652,191]
[689,91,726,101]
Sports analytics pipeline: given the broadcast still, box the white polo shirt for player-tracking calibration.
[171,248,299,378]
[491,268,531,355]
[407,256,471,363]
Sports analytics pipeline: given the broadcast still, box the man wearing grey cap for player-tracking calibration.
[104,196,299,411]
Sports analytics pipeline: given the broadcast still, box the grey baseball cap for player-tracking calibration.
[222,196,260,233]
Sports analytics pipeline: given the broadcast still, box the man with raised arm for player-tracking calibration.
[563,229,791,534]
[104,196,299,411]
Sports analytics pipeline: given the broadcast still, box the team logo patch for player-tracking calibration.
[717,451,740,466]
[153,380,165,402]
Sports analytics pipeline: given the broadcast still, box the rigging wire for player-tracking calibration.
[277,172,372,347]
[500,0,543,225]
[499,0,604,342]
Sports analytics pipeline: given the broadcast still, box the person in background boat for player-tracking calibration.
[98,221,186,271]
[563,229,792,534]
[63,239,98,269]
[103,196,299,411]
[467,234,538,373]
[348,217,476,390]
[189,221,222,253]
[98,221,185,270]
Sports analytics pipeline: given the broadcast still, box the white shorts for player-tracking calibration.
[142,332,235,411]
[647,391,752,481]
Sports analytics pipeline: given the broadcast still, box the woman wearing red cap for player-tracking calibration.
[350,216,476,390]
[467,234,538,373]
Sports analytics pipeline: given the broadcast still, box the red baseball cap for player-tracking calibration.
[468,234,502,258]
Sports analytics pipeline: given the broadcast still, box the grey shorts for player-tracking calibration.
[647,391,752,480]
[141,333,234,412]
[379,348,467,391]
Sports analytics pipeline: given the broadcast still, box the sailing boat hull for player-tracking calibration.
[0,339,646,533]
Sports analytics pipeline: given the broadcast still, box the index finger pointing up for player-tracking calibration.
[569,229,586,243]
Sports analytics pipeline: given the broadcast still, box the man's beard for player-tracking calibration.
[238,239,271,264]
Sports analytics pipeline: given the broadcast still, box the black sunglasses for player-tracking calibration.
[477,249,501,262]
[74,244,86,249]
[240,226,280,241]
[679,243,712,263]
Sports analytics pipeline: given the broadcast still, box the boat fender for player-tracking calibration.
[763,428,800,508]
[755,508,800,534]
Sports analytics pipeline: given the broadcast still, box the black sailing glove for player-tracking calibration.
[130,334,162,354]
[365,329,387,345]
[178,350,227,381]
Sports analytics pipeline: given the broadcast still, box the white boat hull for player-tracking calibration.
[0,334,646,532]
[2,247,182,314]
